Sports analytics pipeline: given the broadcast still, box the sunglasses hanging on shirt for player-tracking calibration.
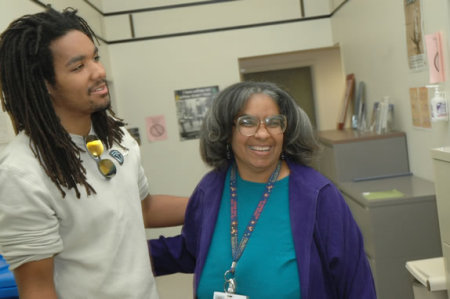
[85,135,117,179]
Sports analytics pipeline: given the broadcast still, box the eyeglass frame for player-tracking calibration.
[234,114,287,137]
[84,135,117,179]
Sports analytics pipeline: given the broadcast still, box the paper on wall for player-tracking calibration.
[425,32,446,83]
[146,115,167,142]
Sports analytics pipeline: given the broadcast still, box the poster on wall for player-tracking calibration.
[127,127,142,145]
[409,87,431,129]
[175,85,219,141]
[404,0,426,71]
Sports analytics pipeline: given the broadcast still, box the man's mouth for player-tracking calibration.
[89,81,108,95]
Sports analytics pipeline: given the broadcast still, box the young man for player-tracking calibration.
[0,8,187,299]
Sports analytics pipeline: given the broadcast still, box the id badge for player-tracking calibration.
[213,291,249,299]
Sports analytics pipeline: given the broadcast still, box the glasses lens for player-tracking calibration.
[265,115,287,134]
[86,135,104,158]
[98,159,117,178]
[237,116,259,136]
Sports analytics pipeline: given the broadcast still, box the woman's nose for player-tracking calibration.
[254,121,270,138]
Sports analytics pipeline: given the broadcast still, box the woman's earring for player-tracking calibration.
[281,151,286,160]
[226,144,232,160]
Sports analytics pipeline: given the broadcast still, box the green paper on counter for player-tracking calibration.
[362,189,405,200]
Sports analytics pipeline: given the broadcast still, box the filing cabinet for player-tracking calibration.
[339,177,441,299]
[431,147,450,299]
[316,129,410,182]
[316,129,441,299]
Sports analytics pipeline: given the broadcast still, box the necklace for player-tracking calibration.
[223,160,282,294]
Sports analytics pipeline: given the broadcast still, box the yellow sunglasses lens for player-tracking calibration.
[86,138,104,158]
[98,159,117,178]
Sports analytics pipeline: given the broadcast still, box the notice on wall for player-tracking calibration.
[425,32,446,83]
[409,87,431,128]
[174,85,219,141]
[146,115,167,142]
[404,0,426,71]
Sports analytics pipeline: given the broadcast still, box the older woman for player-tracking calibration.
[150,81,376,299]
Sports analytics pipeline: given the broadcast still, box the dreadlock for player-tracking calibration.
[0,7,125,198]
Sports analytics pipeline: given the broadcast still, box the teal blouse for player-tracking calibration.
[197,169,301,298]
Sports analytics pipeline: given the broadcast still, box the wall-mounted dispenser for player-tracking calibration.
[427,85,448,122]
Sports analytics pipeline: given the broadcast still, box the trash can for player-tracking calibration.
[406,257,448,299]
[0,255,18,299]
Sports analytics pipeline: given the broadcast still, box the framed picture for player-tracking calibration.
[175,85,219,141]
[337,73,355,130]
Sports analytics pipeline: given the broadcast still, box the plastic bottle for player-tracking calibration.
[428,85,448,122]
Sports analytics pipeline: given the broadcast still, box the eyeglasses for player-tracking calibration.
[85,135,117,178]
[235,114,287,137]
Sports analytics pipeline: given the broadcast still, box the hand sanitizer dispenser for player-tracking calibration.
[427,85,448,122]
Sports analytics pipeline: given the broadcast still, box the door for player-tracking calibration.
[242,67,316,128]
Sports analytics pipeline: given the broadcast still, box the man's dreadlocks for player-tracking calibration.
[0,7,125,198]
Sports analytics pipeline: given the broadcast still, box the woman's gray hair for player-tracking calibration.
[200,81,319,170]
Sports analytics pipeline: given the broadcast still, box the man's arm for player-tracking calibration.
[13,257,57,299]
[141,194,189,228]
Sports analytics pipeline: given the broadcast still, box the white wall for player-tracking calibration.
[331,0,450,181]
[108,18,335,199]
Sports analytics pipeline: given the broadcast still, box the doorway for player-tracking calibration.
[242,67,316,128]
[238,46,345,131]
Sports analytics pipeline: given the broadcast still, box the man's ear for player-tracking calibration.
[44,80,53,95]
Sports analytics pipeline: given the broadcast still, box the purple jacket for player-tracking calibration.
[150,160,376,298]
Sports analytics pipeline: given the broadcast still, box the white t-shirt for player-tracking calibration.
[0,128,159,299]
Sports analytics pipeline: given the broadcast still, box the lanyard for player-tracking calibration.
[224,160,281,294]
